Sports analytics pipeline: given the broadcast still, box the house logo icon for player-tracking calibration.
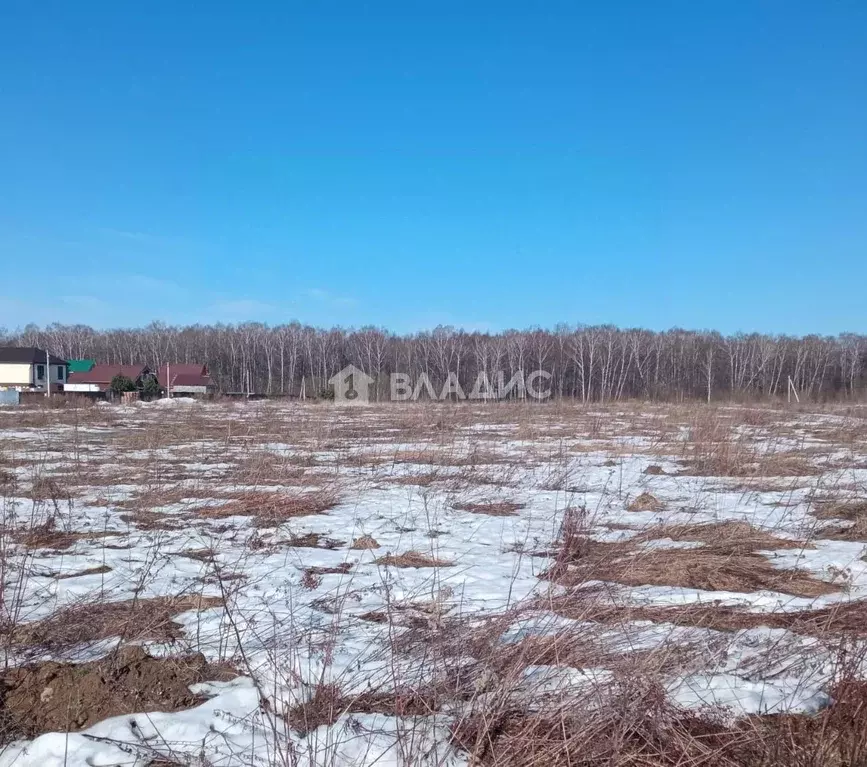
[329,365,375,404]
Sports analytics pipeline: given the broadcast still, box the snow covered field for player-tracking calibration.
[2,399,867,766]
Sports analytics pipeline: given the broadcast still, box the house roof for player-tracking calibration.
[67,364,150,385]
[170,373,214,387]
[67,359,96,373]
[157,363,212,388]
[0,347,67,366]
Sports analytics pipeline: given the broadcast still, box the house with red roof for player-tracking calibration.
[156,363,215,396]
[65,364,154,394]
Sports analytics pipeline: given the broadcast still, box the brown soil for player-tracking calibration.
[0,645,236,743]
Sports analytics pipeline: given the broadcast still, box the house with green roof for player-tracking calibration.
[68,360,96,374]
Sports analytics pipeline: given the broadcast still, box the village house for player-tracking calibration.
[0,347,68,392]
[65,364,155,394]
[157,363,215,396]
[67,359,96,375]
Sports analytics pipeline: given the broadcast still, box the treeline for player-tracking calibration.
[2,322,865,402]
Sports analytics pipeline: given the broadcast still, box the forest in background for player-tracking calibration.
[2,322,865,402]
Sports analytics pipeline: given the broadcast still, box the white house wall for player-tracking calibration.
[0,363,33,385]
[64,383,101,393]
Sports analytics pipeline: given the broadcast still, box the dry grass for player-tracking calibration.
[453,501,524,516]
[5,400,867,761]
[349,534,380,549]
[53,565,112,580]
[636,520,811,553]
[627,492,665,512]
[452,678,867,767]
[12,523,120,551]
[283,531,345,549]
[386,472,442,487]
[549,595,867,637]
[375,551,454,568]
[813,499,867,541]
[545,510,835,598]
[9,595,223,653]
[193,488,339,527]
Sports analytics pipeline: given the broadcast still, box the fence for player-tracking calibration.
[0,390,20,406]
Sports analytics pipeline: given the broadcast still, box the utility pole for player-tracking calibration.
[45,350,51,398]
[787,376,800,404]
[166,363,172,398]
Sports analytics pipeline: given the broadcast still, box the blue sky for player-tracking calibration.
[1,1,865,334]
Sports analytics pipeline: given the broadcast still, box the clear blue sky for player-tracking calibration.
[1,1,865,335]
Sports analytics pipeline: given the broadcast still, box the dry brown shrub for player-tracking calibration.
[300,570,321,590]
[627,492,665,512]
[375,551,453,568]
[643,464,666,475]
[285,683,344,734]
[453,501,524,516]
[11,595,223,652]
[29,477,73,501]
[0,645,235,742]
[350,534,380,549]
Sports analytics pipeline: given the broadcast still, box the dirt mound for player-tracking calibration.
[0,645,236,743]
